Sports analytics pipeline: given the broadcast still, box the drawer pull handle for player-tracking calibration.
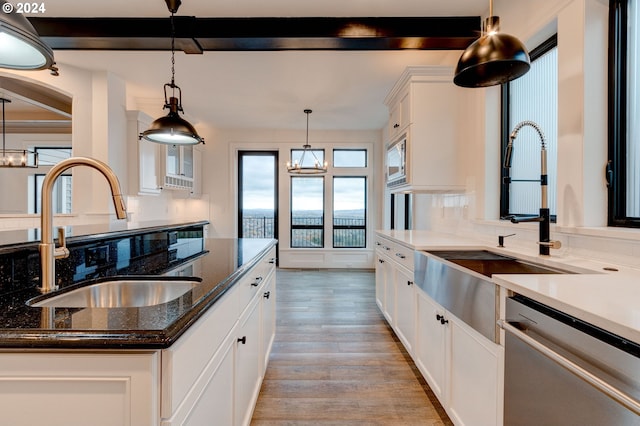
[396,253,406,259]
[436,314,448,325]
[378,259,385,264]
[269,258,276,264]
[383,246,390,251]
[251,276,263,287]
[238,336,247,345]
[407,280,413,286]
[375,242,381,246]
[264,291,271,299]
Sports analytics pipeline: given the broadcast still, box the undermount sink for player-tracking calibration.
[27,277,201,308]
[426,250,575,277]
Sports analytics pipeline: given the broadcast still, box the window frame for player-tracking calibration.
[500,34,558,222]
[332,148,368,168]
[608,0,640,227]
[332,176,367,248]
[290,175,325,248]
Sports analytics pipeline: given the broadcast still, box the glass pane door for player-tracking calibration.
[238,151,278,239]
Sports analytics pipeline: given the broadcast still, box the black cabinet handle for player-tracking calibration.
[436,314,448,325]
[269,258,276,264]
[378,259,385,264]
[264,291,271,299]
[393,123,400,128]
[407,280,413,286]
[238,336,246,344]
[396,253,406,259]
[251,276,263,287]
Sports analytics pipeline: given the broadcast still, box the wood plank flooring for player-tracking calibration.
[251,269,452,425]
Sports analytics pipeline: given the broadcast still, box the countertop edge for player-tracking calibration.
[0,238,277,350]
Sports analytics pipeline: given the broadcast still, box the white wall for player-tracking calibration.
[201,127,382,268]
[412,0,640,268]
[0,67,209,231]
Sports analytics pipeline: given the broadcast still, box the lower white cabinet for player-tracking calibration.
[235,295,263,426]
[415,288,447,400]
[0,352,160,426]
[415,287,503,426]
[394,265,415,355]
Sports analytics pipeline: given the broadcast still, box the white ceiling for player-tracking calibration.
[31,0,489,132]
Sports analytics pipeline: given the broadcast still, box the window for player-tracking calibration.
[333,149,367,167]
[238,151,278,239]
[609,0,640,227]
[290,176,324,248]
[333,177,366,248]
[31,147,72,214]
[501,35,558,220]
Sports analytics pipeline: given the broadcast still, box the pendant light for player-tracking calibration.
[140,0,204,146]
[287,109,327,175]
[0,97,38,167]
[0,0,55,72]
[453,0,530,88]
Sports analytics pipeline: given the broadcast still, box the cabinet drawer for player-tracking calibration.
[375,236,414,270]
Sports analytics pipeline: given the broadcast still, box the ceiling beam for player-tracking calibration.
[29,16,481,53]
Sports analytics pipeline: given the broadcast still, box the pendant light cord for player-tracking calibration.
[170,11,176,91]
[1,98,6,157]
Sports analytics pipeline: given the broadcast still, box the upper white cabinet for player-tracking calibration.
[384,66,479,193]
[163,144,194,190]
[127,111,161,195]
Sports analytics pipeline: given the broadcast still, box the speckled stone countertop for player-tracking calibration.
[0,237,277,350]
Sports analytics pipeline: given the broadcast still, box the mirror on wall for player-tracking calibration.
[0,76,72,215]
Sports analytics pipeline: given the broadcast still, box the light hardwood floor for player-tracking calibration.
[251,269,452,425]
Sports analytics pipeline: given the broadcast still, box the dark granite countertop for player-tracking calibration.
[0,237,277,350]
[0,220,210,255]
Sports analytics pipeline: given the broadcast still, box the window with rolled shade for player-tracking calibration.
[500,35,558,220]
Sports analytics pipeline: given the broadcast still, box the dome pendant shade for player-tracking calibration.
[142,95,204,145]
[140,1,203,146]
[454,16,530,88]
[0,0,55,70]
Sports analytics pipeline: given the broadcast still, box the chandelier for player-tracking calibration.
[287,109,327,174]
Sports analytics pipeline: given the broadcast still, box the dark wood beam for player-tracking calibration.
[29,16,481,53]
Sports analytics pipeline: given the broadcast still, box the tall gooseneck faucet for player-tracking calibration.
[503,121,560,255]
[39,157,127,293]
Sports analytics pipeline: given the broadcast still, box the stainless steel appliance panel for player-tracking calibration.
[503,296,640,425]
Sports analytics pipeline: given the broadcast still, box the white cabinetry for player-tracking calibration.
[385,66,478,192]
[0,352,160,426]
[127,110,161,195]
[394,265,415,355]
[415,286,503,426]
[374,235,415,354]
[163,145,195,190]
[235,295,262,426]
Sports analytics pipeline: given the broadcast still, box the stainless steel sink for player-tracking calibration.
[426,250,573,277]
[27,277,200,308]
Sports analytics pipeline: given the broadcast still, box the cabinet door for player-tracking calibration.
[394,265,415,355]
[374,253,388,311]
[415,289,447,401]
[0,352,159,426]
[182,145,194,179]
[139,138,160,194]
[448,316,503,426]
[166,144,180,177]
[168,338,235,426]
[261,273,276,373]
[382,256,395,325]
[235,297,262,426]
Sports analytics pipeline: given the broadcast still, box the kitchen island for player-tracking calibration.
[0,225,277,426]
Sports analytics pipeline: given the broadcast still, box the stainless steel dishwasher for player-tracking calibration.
[500,295,640,425]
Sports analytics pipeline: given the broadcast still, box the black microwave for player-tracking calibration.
[386,135,406,187]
